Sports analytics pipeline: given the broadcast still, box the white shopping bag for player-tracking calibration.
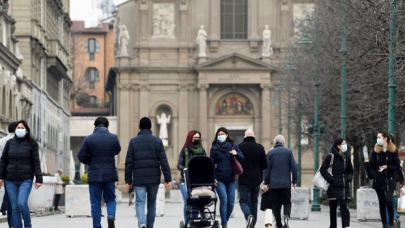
[397,188,405,212]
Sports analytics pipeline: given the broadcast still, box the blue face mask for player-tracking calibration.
[15,129,26,138]
[377,139,384,146]
[341,144,348,152]
[217,135,226,142]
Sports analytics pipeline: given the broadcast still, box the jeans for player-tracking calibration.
[89,182,117,228]
[1,182,14,227]
[386,195,398,226]
[329,200,350,228]
[6,179,33,228]
[216,181,236,226]
[376,190,394,227]
[134,184,160,228]
[270,189,291,228]
[238,185,260,227]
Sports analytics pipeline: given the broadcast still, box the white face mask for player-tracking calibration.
[341,144,348,152]
[217,135,226,142]
[377,139,384,146]
[15,129,26,138]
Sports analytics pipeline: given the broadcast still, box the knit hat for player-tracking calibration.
[139,117,152,130]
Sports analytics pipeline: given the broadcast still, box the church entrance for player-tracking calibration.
[228,130,245,145]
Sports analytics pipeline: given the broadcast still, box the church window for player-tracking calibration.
[220,0,248,39]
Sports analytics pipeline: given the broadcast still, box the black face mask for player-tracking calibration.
[193,140,200,146]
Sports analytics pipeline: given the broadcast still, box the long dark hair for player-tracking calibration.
[378,129,396,145]
[332,138,345,151]
[15,120,38,149]
[212,127,234,145]
[182,130,203,151]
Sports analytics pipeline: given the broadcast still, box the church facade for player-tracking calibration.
[111,0,315,188]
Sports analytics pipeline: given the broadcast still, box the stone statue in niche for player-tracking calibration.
[152,4,176,39]
[119,25,130,56]
[262,25,273,57]
[157,112,171,146]
[196,25,207,57]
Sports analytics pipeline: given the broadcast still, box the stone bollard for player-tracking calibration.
[291,187,310,220]
[356,186,380,221]
[65,185,92,217]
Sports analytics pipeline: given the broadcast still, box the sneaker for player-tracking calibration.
[246,215,254,228]
[1,211,6,215]
[107,216,115,228]
[283,215,289,228]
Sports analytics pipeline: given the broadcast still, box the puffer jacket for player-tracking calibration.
[77,126,121,183]
[0,137,43,183]
[368,142,400,191]
[177,146,206,183]
[320,148,353,200]
[125,130,172,186]
[210,141,244,184]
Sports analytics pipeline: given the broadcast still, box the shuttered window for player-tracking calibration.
[221,0,248,39]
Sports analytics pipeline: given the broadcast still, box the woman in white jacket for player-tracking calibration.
[54,169,64,211]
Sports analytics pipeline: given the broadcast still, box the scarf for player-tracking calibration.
[185,145,204,168]
[215,141,232,153]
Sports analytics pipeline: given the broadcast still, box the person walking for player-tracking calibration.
[177,130,206,224]
[264,135,298,228]
[237,129,268,228]
[210,127,244,228]
[368,130,400,228]
[54,169,64,211]
[0,122,16,228]
[125,117,172,228]
[320,138,353,228]
[0,120,43,228]
[77,117,121,228]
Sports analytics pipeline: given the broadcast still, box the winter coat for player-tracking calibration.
[320,148,354,200]
[0,138,43,183]
[263,143,298,189]
[177,147,206,183]
[237,137,268,186]
[210,141,244,184]
[125,130,172,186]
[368,142,400,191]
[77,127,121,183]
[55,172,64,194]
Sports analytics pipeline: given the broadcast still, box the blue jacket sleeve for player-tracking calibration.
[114,135,121,155]
[233,144,244,162]
[290,151,298,185]
[125,140,134,184]
[264,153,271,185]
[77,138,90,165]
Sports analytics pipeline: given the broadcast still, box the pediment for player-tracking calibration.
[195,52,272,71]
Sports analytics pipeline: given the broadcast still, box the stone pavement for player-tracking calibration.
[0,202,385,228]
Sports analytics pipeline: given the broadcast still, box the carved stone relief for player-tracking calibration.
[152,4,176,39]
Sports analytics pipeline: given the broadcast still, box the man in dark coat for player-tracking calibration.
[125,117,172,228]
[77,117,121,228]
[238,130,268,228]
[264,135,298,228]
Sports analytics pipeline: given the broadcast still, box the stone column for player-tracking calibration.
[198,84,209,149]
[261,84,271,150]
[210,0,220,40]
[139,84,150,118]
[131,85,140,136]
[178,84,188,153]
[249,0,259,39]
[281,0,290,45]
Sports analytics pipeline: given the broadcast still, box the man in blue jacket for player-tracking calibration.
[264,135,298,228]
[77,117,121,228]
[125,117,172,228]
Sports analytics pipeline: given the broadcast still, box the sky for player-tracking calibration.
[70,0,127,22]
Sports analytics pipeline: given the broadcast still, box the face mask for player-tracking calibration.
[193,139,200,146]
[377,139,384,146]
[15,129,26,138]
[217,135,226,142]
[341,144,347,152]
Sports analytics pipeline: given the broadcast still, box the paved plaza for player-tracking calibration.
[0,202,386,228]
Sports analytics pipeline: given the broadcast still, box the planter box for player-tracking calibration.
[28,176,57,212]
[65,185,91,217]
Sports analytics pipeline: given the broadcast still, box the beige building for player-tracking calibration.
[9,0,72,174]
[109,0,316,189]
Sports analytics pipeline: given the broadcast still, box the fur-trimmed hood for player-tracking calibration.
[374,141,397,153]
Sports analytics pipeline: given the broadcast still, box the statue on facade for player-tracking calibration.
[119,25,130,56]
[196,25,207,57]
[262,25,273,57]
[157,112,171,146]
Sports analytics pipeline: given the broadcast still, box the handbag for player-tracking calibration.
[312,153,334,190]
[231,146,243,175]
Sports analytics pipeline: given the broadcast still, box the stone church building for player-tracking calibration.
[109,0,315,188]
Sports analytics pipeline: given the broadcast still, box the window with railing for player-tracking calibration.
[220,0,248,39]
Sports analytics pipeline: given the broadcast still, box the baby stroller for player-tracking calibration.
[180,156,219,228]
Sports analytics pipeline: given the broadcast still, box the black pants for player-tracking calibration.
[270,189,291,228]
[329,200,350,228]
[376,189,394,226]
[54,194,62,210]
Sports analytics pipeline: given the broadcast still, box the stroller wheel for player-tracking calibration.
[180,221,185,228]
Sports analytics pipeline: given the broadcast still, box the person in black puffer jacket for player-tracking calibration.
[177,130,206,224]
[320,138,353,228]
[0,120,43,228]
[368,130,400,228]
[210,127,244,228]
